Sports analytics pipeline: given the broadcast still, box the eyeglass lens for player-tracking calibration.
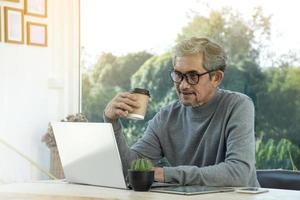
[170,70,214,85]
[171,71,200,85]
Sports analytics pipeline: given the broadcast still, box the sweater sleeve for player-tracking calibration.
[131,112,164,162]
[103,113,164,174]
[163,97,258,187]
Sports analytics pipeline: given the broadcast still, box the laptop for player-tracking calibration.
[51,122,128,189]
[51,122,234,195]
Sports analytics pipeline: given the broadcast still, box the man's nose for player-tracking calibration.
[179,77,190,89]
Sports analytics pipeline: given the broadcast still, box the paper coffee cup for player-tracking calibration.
[128,88,150,120]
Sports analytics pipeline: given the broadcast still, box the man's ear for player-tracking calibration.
[211,70,224,87]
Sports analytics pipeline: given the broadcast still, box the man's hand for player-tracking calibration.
[104,92,140,120]
[154,167,165,182]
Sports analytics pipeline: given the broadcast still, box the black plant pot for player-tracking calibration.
[128,170,154,191]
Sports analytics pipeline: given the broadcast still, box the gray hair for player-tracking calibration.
[172,37,227,71]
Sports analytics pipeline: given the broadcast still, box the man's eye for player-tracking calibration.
[175,72,182,77]
[188,73,198,79]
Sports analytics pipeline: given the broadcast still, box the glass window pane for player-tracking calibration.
[81,0,300,170]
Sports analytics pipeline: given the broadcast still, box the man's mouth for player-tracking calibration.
[180,91,195,96]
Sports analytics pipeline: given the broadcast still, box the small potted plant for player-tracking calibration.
[128,158,154,191]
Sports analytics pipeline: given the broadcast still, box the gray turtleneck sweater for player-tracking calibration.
[104,89,260,187]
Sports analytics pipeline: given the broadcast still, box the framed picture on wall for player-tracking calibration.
[27,22,47,47]
[24,0,47,18]
[0,7,2,42]
[3,0,20,2]
[4,7,24,44]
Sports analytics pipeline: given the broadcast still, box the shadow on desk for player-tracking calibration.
[257,169,300,190]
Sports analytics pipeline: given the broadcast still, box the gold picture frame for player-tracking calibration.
[24,0,47,18]
[4,7,24,44]
[0,6,2,42]
[27,22,47,47]
[3,0,20,2]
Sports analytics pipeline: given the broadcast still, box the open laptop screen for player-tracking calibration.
[51,122,127,189]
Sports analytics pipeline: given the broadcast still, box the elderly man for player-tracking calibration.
[104,37,260,187]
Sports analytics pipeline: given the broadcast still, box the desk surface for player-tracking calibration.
[0,181,299,200]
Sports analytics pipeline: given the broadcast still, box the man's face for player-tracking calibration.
[174,54,222,106]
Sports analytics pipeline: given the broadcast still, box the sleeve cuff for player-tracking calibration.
[163,167,178,183]
[103,114,122,132]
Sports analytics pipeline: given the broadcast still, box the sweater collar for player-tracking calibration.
[185,88,222,118]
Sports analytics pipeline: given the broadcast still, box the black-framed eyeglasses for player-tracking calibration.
[170,69,216,85]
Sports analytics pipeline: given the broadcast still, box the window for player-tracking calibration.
[80,0,300,170]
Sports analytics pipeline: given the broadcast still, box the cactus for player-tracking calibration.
[130,158,153,172]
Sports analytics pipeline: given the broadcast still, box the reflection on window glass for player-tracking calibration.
[80,0,300,170]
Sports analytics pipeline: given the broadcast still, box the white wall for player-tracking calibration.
[0,0,80,182]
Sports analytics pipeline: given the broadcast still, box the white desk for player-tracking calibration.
[0,181,299,200]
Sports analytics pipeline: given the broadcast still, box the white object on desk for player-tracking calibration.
[51,122,127,189]
[235,187,269,194]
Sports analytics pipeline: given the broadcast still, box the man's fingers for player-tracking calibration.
[115,102,134,112]
[120,92,137,101]
[121,98,140,108]
[104,92,140,120]
[117,94,140,108]
[117,109,129,118]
